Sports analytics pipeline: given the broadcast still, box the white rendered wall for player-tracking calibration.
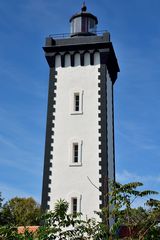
[107,71,114,182]
[48,53,101,219]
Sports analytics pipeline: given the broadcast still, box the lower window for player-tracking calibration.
[71,197,77,215]
[67,193,82,214]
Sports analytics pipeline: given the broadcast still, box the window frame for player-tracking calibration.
[73,143,79,163]
[74,93,80,112]
[67,193,82,214]
[71,197,78,215]
[69,139,83,166]
[70,90,83,115]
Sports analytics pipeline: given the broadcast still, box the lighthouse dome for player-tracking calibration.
[70,3,98,37]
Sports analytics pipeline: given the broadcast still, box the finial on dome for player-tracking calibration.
[81,1,87,12]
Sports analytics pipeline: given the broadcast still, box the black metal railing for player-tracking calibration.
[49,30,108,39]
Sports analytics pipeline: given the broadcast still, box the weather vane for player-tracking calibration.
[82,1,87,12]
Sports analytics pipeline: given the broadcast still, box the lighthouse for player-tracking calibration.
[41,4,119,219]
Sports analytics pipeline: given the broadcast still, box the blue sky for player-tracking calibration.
[0,0,160,205]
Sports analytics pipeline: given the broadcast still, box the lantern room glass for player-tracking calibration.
[71,17,82,34]
[71,16,97,35]
[88,18,97,33]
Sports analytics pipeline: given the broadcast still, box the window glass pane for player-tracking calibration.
[74,93,80,111]
[73,143,78,163]
[88,18,97,33]
[73,17,81,33]
[71,21,74,33]
[72,198,77,214]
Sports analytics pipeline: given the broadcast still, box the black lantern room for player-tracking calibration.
[70,3,98,37]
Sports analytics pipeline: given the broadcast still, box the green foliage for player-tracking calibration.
[120,207,147,225]
[0,197,41,226]
[109,181,160,239]
[0,225,19,240]
[0,182,160,239]
[0,193,3,209]
[37,199,112,239]
[0,193,4,229]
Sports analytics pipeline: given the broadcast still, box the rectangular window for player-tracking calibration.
[69,140,83,166]
[72,198,77,215]
[73,143,78,163]
[70,90,83,115]
[74,93,80,112]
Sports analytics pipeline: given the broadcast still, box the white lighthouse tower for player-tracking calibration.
[41,4,119,219]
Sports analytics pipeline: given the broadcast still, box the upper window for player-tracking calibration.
[70,90,83,115]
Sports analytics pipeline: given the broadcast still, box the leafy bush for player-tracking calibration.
[0,197,41,226]
[0,182,160,239]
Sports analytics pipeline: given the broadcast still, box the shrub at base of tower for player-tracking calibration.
[0,182,160,239]
[108,181,160,239]
[39,199,109,239]
[39,182,160,239]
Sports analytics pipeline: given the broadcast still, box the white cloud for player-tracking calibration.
[0,134,18,150]
[116,169,160,184]
[0,133,43,176]
[116,120,160,154]
[0,58,46,100]
[0,183,39,203]
[116,170,160,208]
